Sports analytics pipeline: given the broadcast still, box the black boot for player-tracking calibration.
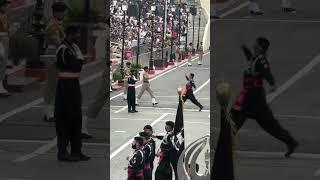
[285,140,298,158]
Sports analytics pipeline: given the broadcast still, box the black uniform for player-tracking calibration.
[182,76,203,109]
[142,142,153,180]
[127,75,137,112]
[128,149,145,180]
[155,131,177,180]
[54,41,83,159]
[148,138,156,173]
[231,46,297,150]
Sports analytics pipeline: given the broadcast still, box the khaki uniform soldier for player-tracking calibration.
[123,62,131,100]
[136,66,158,106]
[81,68,108,138]
[187,43,192,66]
[198,42,203,65]
[43,2,69,122]
[0,0,10,97]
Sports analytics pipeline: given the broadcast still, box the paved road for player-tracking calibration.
[212,0,320,179]
[110,53,210,180]
[0,30,107,179]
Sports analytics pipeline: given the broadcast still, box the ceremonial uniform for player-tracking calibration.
[137,69,157,105]
[155,131,176,180]
[0,1,10,96]
[231,45,297,156]
[54,40,84,160]
[182,75,203,111]
[43,15,66,121]
[127,74,137,113]
[128,149,145,180]
[123,65,131,99]
[142,142,153,180]
[149,138,156,172]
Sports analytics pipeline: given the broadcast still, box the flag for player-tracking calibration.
[211,107,235,180]
[171,94,184,180]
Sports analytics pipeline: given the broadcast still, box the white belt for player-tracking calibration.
[58,72,80,78]
[128,84,135,87]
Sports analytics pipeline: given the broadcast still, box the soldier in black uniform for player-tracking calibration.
[182,73,203,111]
[126,136,145,180]
[143,125,156,172]
[139,131,154,180]
[231,37,298,157]
[127,70,138,113]
[155,121,177,180]
[54,26,90,161]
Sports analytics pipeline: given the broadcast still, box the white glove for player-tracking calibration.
[72,44,84,60]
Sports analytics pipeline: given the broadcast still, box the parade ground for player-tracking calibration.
[212,0,320,179]
[0,31,107,179]
[110,53,210,180]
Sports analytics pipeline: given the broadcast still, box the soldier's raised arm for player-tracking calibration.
[241,44,253,61]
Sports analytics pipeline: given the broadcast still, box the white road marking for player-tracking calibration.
[218,1,250,18]
[218,18,320,23]
[194,79,210,94]
[114,131,127,133]
[110,113,169,159]
[267,53,320,103]
[314,169,320,176]
[114,106,128,114]
[14,137,57,162]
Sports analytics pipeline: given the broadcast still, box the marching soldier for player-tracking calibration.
[249,0,296,15]
[54,26,90,162]
[187,43,193,66]
[0,0,10,97]
[182,73,203,111]
[139,131,154,180]
[143,125,156,172]
[126,136,145,180]
[230,37,298,158]
[43,1,69,122]
[81,67,108,139]
[155,121,177,180]
[123,62,132,100]
[198,42,203,65]
[128,70,138,113]
[136,66,158,106]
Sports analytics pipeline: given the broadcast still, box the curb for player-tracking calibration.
[111,53,203,91]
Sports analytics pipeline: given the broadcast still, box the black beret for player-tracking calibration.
[52,2,69,12]
[134,136,144,146]
[165,121,174,128]
[143,125,153,131]
[139,131,149,137]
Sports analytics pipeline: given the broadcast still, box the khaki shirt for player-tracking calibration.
[124,67,131,77]
[45,17,65,49]
[143,72,150,83]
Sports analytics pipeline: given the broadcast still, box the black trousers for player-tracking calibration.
[155,158,172,180]
[230,94,296,146]
[143,168,152,180]
[127,86,136,111]
[54,79,82,157]
[183,91,203,108]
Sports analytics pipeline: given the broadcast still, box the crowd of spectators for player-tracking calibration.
[110,0,189,59]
